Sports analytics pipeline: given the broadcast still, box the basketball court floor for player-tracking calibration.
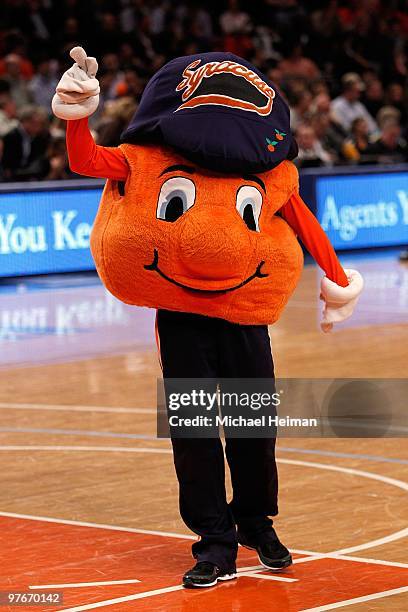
[0,249,407,611]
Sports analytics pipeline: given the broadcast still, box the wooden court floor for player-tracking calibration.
[0,252,407,611]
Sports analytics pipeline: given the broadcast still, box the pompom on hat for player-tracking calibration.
[121,52,297,173]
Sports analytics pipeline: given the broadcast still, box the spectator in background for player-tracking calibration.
[365,118,408,164]
[44,135,72,180]
[385,83,407,127]
[289,88,313,131]
[295,123,333,168]
[1,105,49,181]
[362,78,384,119]
[0,84,18,137]
[376,105,402,130]
[220,0,252,57]
[1,54,32,108]
[27,0,51,46]
[96,97,137,147]
[28,58,58,110]
[331,72,377,135]
[342,117,371,163]
[310,92,348,154]
[0,41,34,80]
[278,43,321,81]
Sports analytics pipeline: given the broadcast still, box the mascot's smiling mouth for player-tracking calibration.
[144,249,268,293]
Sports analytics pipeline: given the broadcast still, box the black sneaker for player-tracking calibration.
[238,528,292,570]
[183,561,237,588]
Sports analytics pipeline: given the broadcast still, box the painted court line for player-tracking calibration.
[0,428,159,441]
[0,445,171,454]
[236,565,263,572]
[331,553,408,569]
[240,572,298,582]
[30,579,141,589]
[277,458,408,493]
[278,446,408,466]
[332,527,408,556]
[59,584,184,612]
[0,402,156,415]
[0,510,196,540]
[300,586,408,612]
[294,552,408,569]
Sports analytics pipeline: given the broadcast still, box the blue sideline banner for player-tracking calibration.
[316,171,408,249]
[0,181,103,277]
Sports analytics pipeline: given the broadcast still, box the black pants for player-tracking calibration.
[157,309,278,571]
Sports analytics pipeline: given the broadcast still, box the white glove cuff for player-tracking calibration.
[321,269,364,304]
[52,92,100,120]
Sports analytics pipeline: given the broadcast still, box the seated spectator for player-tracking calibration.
[113,68,144,102]
[220,0,252,57]
[289,88,313,131]
[376,105,401,130]
[28,57,58,110]
[342,118,371,163]
[44,136,73,181]
[385,83,407,126]
[362,78,384,119]
[2,105,49,181]
[96,97,138,147]
[365,118,408,164]
[331,72,377,134]
[278,43,321,81]
[311,111,346,164]
[0,85,18,137]
[294,123,333,168]
[1,54,32,109]
[0,47,33,80]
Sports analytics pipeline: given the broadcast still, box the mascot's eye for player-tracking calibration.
[157,177,196,222]
[236,185,263,232]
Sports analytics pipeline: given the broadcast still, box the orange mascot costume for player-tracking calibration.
[53,47,363,588]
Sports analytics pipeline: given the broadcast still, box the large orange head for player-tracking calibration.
[90,144,303,325]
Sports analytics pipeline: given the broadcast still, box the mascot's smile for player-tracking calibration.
[145,249,268,293]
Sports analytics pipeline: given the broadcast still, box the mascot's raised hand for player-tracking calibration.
[52,46,100,120]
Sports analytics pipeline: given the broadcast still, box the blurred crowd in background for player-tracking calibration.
[0,0,407,182]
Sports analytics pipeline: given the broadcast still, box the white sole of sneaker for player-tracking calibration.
[218,573,238,581]
[183,573,237,588]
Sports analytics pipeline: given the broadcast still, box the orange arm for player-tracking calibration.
[281,191,349,287]
[66,118,129,180]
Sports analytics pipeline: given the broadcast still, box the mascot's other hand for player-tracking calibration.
[52,46,100,120]
[320,269,364,333]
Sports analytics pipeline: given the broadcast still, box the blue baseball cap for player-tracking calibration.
[121,52,297,174]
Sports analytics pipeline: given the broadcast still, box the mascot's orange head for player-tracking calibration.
[90,52,303,325]
[90,145,303,325]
